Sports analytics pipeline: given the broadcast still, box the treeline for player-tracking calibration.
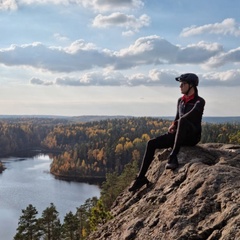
[201,122,240,143]
[44,118,240,180]
[44,118,171,180]
[1,117,240,179]
[0,118,56,156]
[14,200,103,240]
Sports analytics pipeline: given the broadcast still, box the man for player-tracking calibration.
[129,73,205,192]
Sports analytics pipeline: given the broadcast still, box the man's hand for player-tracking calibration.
[168,123,176,134]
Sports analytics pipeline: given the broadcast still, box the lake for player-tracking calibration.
[0,154,100,240]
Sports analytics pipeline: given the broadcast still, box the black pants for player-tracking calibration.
[138,117,200,178]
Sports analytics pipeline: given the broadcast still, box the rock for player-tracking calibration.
[87,143,240,240]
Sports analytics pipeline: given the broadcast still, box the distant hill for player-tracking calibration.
[0,115,131,122]
[0,115,239,124]
[162,116,240,124]
[203,116,240,123]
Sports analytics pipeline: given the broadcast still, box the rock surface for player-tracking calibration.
[88,143,240,240]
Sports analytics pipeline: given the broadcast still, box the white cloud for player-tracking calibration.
[176,41,223,64]
[29,69,240,87]
[0,36,231,73]
[1,0,144,12]
[180,18,240,37]
[53,33,69,42]
[0,40,112,72]
[115,35,179,69]
[92,12,150,34]
[114,36,223,69]
[204,47,240,68]
[29,69,175,87]
[0,0,18,11]
[81,0,144,12]
[30,70,128,86]
[201,70,240,86]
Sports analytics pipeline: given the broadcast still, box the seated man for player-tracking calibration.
[129,73,206,192]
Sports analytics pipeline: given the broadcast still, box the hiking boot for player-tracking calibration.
[128,176,150,192]
[165,154,179,170]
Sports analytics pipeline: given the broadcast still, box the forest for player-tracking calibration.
[1,116,240,239]
[1,117,240,181]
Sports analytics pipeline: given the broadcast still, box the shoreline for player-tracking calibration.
[52,172,106,185]
[0,151,105,185]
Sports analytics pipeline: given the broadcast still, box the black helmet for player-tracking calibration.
[175,73,199,86]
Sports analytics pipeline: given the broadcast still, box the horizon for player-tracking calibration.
[0,114,240,122]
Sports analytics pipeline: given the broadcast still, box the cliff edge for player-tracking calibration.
[88,143,240,240]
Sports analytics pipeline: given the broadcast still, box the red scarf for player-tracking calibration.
[182,94,195,103]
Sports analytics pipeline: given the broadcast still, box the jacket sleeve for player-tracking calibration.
[173,98,181,124]
[181,97,205,121]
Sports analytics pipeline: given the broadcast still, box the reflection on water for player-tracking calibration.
[0,154,100,240]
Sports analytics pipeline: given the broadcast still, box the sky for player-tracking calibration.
[0,0,240,117]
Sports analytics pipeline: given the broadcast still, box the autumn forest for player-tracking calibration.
[1,116,240,239]
[1,117,240,181]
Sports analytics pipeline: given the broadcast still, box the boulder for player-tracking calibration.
[88,143,240,240]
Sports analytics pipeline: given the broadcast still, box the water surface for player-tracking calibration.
[0,154,100,240]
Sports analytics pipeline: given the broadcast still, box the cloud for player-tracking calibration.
[180,18,240,37]
[201,70,240,86]
[29,69,179,87]
[113,36,223,69]
[0,40,113,72]
[55,71,128,86]
[30,77,53,85]
[92,12,150,35]
[81,0,144,12]
[29,69,240,87]
[114,35,178,69]
[1,0,144,12]
[0,0,17,11]
[53,33,69,42]
[176,41,223,64]
[0,36,228,73]
[204,47,240,68]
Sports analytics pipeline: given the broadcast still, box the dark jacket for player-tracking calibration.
[174,94,205,135]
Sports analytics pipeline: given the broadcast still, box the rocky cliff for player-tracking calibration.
[88,143,240,240]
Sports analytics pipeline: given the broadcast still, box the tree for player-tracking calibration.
[76,197,98,239]
[39,203,61,240]
[14,204,40,240]
[89,199,112,231]
[62,211,79,240]
[100,172,119,210]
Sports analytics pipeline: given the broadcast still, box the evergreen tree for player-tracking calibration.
[89,199,112,231]
[101,160,138,210]
[62,211,79,240]
[14,204,40,240]
[39,203,62,240]
[76,197,98,239]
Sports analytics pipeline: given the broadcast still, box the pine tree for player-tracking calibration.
[76,197,98,239]
[14,204,40,240]
[89,199,112,231]
[62,211,79,240]
[39,203,62,240]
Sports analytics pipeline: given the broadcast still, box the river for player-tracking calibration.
[0,154,100,240]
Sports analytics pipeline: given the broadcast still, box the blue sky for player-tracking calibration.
[0,0,240,116]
